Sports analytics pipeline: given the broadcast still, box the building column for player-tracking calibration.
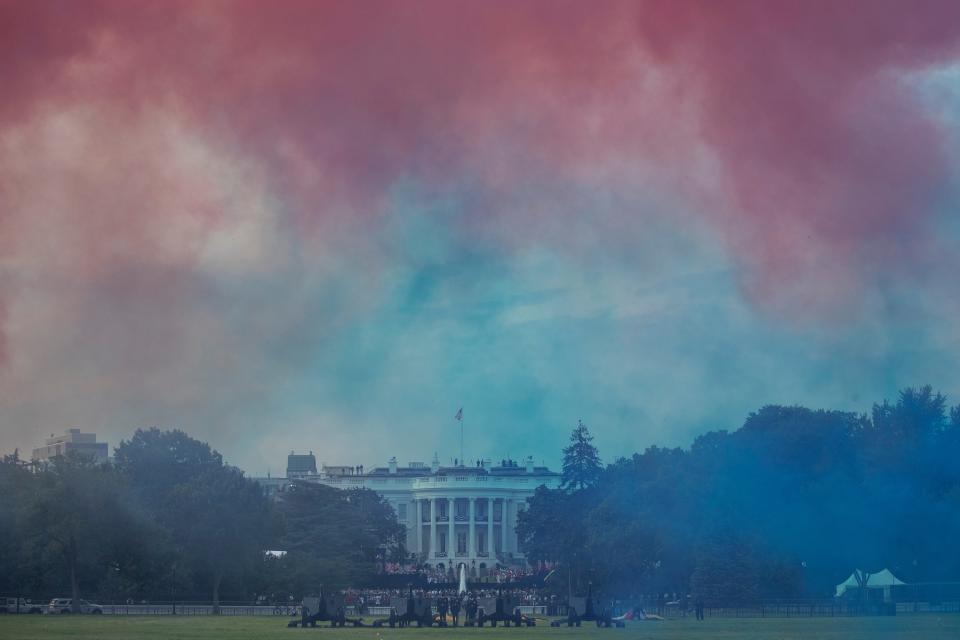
[468,497,476,558]
[512,502,521,553]
[429,498,437,560]
[502,499,510,554]
[448,497,455,560]
[416,499,424,554]
[487,497,494,559]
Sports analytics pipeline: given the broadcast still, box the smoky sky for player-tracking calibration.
[1,1,959,474]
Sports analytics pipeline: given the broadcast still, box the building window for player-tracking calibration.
[478,530,486,553]
[398,503,407,520]
[458,532,467,554]
[439,534,447,554]
[438,501,448,519]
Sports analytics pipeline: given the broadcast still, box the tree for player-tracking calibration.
[114,428,277,605]
[0,452,34,598]
[517,486,581,565]
[113,428,223,505]
[561,420,602,492]
[170,466,276,612]
[518,420,605,595]
[25,454,150,611]
[591,447,695,597]
[690,531,762,604]
[520,387,960,599]
[274,482,404,591]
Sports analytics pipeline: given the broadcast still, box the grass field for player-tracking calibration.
[1,615,959,640]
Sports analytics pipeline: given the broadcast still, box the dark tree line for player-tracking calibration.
[0,429,403,607]
[518,386,960,602]
[4,386,958,606]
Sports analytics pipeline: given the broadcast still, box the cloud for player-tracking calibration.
[1,1,958,470]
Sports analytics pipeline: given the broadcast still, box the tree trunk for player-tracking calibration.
[212,570,223,615]
[68,537,80,614]
[170,562,178,615]
[575,556,581,596]
[70,557,80,613]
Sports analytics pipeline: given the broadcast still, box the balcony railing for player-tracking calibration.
[437,515,449,522]
[434,552,448,558]
[477,551,489,558]
[454,514,467,521]
[455,551,468,557]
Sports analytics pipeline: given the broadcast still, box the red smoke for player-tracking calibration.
[640,0,960,312]
[2,0,959,362]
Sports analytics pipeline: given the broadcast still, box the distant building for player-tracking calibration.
[286,451,318,478]
[255,452,560,571]
[32,428,108,466]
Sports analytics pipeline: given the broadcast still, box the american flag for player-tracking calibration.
[455,408,463,421]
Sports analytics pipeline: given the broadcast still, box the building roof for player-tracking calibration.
[366,466,431,476]
[362,464,558,478]
[490,466,557,476]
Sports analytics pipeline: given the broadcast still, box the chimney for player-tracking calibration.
[389,456,398,474]
[431,452,440,473]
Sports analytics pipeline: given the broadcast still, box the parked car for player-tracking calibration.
[47,598,104,614]
[2,598,43,614]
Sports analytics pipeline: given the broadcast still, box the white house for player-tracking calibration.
[259,452,561,572]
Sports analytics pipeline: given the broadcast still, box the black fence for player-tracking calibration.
[5,596,959,618]
[1,600,301,616]
[639,599,960,619]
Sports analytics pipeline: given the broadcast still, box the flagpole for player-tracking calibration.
[455,408,464,466]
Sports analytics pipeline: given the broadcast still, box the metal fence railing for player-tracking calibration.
[639,600,960,619]
[5,597,959,617]
[99,604,300,616]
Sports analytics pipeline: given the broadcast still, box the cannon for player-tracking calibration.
[567,583,615,628]
[287,588,365,628]
[387,586,435,627]
[476,586,535,627]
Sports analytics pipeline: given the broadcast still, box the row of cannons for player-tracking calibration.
[288,584,624,629]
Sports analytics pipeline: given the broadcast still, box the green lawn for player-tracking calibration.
[1,616,959,640]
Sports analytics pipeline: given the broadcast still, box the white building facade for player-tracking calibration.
[282,453,561,571]
[32,428,109,466]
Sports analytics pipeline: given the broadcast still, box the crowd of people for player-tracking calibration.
[267,585,703,619]
[381,562,547,582]
[338,586,560,616]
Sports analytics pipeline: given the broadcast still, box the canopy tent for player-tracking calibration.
[835,568,905,597]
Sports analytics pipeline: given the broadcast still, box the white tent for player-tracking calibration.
[835,569,905,597]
